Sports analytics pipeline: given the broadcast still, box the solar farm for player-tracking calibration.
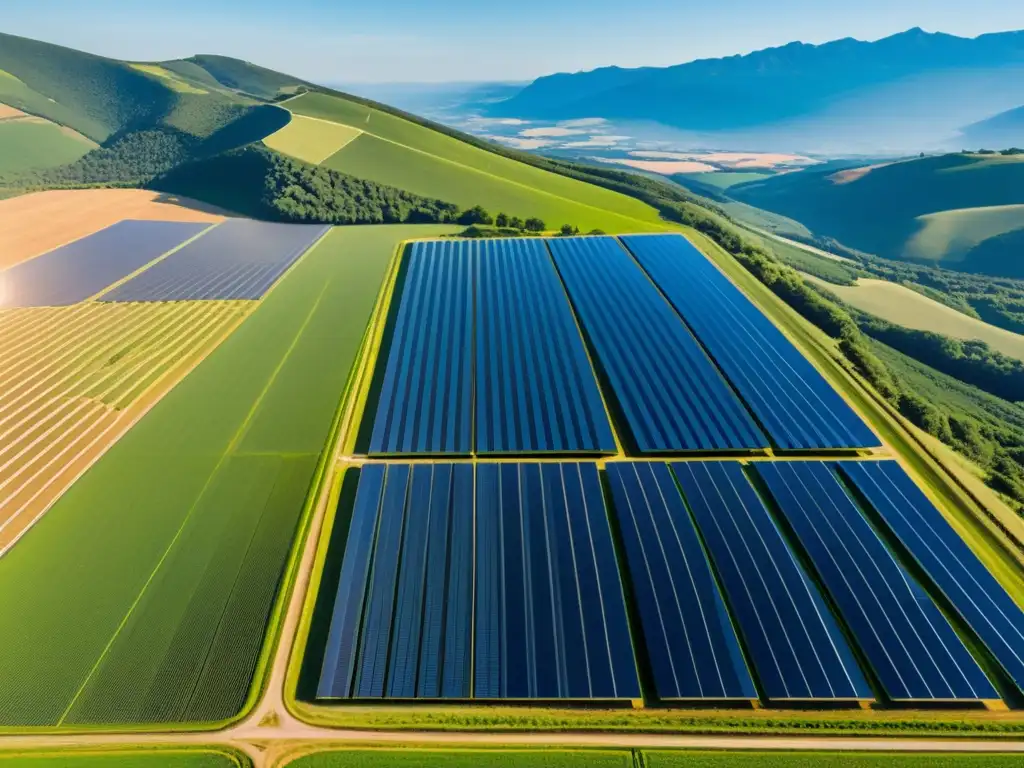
[292,232,1024,719]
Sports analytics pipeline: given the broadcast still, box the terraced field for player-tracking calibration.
[289,92,670,233]
[0,301,252,552]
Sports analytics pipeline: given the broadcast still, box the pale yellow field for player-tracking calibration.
[0,189,228,268]
[263,113,363,165]
[0,103,25,120]
[904,204,1024,262]
[0,300,253,552]
[129,63,208,94]
[804,274,1024,361]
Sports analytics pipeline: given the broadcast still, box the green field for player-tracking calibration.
[675,171,773,191]
[287,752,631,768]
[0,119,95,174]
[645,753,1024,767]
[0,225,452,729]
[289,91,669,232]
[905,204,1024,264]
[0,750,244,767]
[264,114,362,164]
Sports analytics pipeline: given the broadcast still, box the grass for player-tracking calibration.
[286,751,631,767]
[130,64,209,95]
[803,275,1024,361]
[289,92,670,233]
[0,748,245,767]
[0,225,452,730]
[904,205,1024,263]
[645,753,1024,767]
[0,120,94,174]
[675,171,773,192]
[263,114,362,165]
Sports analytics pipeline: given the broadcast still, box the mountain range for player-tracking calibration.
[486,28,1024,153]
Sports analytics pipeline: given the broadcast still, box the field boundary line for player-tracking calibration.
[300,111,670,232]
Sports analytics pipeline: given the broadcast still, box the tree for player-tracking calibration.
[495,212,509,228]
[509,216,524,230]
[524,217,545,232]
[458,205,493,225]
[560,224,575,236]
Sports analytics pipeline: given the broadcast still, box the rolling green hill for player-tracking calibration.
[288,91,671,232]
[729,152,1024,277]
[0,117,95,174]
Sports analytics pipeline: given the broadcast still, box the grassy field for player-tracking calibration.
[286,751,633,768]
[263,114,362,165]
[904,204,1024,263]
[645,753,1024,767]
[0,119,95,175]
[0,225,452,729]
[130,64,209,94]
[289,92,670,233]
[0,749,245,767]
[674,171,773,192]
[803,275,1024,361]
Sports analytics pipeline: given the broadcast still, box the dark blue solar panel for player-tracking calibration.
[101,220,328,301]
[476,238,615,454]
[440,464,474,697]
[547,236,768,453]
[840,460,1024,697]
[672,461,871,702]
[606,461,756,701]
[621,234,879,451]
[369,241,473,455]
[474,462,640,700]
[317,464,385,698]
[756,462,998,702]
[1,220,210,308]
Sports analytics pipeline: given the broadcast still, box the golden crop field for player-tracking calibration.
[0,300,253,552]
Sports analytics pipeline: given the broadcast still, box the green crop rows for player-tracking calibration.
[0,749,244,767]
[0,225,450,729]
[289,91,669,234]
[287,752,632,768]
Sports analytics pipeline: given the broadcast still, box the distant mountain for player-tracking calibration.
[488,28,1024,153]
[724,152,1024,278]
[960,106,1024,148]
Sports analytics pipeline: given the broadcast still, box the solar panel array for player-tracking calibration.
[756,462,998,703]
[1,220,210,308]
[369,239,616,456]
[318,462,641,701]
[622,234,880,451]
[102,220,329,302]
[548,236,769,453]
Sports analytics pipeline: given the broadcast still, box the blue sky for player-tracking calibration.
[6,0,1024,83]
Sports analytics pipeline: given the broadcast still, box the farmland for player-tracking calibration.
[0,224,453,728]
[0,117,95,175]
[0,749,245,767]
[263,114,362,165]
[288,92,670,233]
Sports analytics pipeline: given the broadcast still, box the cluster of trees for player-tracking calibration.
[458,207,547,231]
[970,148,1024,156]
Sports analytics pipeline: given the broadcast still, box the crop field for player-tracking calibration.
[286,751,632,767]
[288,91,670,233]
[263,113,363,164]
[0,749,245,767]
[803,275,1024,361]
[0,224,455,729]
[0,189,225,269]
[0,118,95,175]
[0,300,251,552]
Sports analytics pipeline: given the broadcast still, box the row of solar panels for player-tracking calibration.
[316,459,1024,705]
[367,235,880,456]
[0,219,329,308]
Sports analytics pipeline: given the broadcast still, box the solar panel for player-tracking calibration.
[606,461,756,701]
[102,220,328,302]
[1,220,211,308]
[368,241,474,455]
[621,234,879,451]
[476,238,615,454]
[755,461,998,703]
[672,461,871,702]
[840,460,1024,697]
[547,236,768,453]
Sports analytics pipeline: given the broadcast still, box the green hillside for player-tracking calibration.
[729,152,1024,277]
[0,119,95,174]
[289,91,670,232]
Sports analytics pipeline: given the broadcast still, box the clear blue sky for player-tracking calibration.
[5,0,1024,83]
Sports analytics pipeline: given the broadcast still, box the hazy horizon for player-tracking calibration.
[4,0,1024,83]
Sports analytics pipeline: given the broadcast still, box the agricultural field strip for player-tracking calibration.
[840,461,1024,696]
[756,462,999,702]
[0,220,213,308]
[672,461,872,702]
[622,234,880,451]
[298,110,669,231]
[546,236,768,453]
[102,221,331,302]
[263,113,364,165]
[0,302,251,553]
[317,461,640,701]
